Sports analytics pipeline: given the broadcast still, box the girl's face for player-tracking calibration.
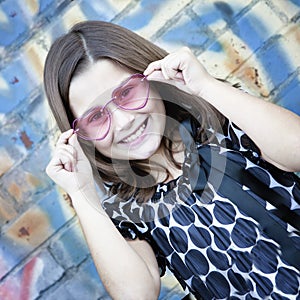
[69,59,166,160]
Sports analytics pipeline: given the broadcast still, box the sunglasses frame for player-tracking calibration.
[72,73,149,141]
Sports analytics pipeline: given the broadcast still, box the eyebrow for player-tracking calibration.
[111,75,131,94]
[81,105,102,119]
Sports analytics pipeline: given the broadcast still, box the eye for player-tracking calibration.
[88,109,104,123]
[120,86,134,99]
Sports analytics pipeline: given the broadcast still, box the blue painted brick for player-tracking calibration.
[78,0,117,22]
[44,258,109,300]
[0,114,42,169]
[0,57,38,115]
[1,140,53,204]
[38,0,60,15]
[22,93,58,135]
[0,1,29,47]
[49,220,90,269]
[193,0,252,30]
[37,190,75,229]
[256,38,295,91]
[233,2,283,53]
[275,75,300,116]
[37,0,73,22]
[157,14,209,51]
[118,0,163,31]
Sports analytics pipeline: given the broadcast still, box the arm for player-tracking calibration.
[71,188,160,300]
[144,47,300,172]
[197,76,300,172]
[46,130,160,300]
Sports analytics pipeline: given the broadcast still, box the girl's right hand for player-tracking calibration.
[46,129,95,196]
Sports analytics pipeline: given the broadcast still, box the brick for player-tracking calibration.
[2,140,53,204]
[277,24,300,67]
[156,13,210,53]
[234,1,284,52]
[229,56,275,98]
[22,39,49,84]
[49,220,90,269]
[0,1,30,48]
[0,114,41,168]
[117,0,192,40]
[0,0,74,49]
[43,258,108,300]
[0,147,15,177]
[275,74,300,116]
[21,93,58,135]
[232,24,300,97]
[0,249,64,300]
[188,1,287,81]
[55,2,88,31]
[198,29,253,79]
[78,0,132,22]
[0,187,74,279]
[31,250,65,298]
[0,56,40,115]
[192,0,253,32]
[62,258,108,299]
[0,190,17,227]
[272,0,300,20]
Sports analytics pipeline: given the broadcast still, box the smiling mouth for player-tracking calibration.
[120,119,148,144]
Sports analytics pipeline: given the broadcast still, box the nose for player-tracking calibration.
[110,106,135,131]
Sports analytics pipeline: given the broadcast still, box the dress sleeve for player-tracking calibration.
[101,195,168,276]
[216,118,300,177]
[218,118,262,164]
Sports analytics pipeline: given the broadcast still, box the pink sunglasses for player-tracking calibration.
[72,74,150,141]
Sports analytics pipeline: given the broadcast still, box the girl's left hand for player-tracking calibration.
[143,47,214,97]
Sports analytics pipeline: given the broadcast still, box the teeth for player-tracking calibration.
[122,123,146,143]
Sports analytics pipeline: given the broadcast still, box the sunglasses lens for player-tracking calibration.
[74,107,110,140]
[113,75,149,110]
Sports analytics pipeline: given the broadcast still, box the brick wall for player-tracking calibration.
[0,0,299,299]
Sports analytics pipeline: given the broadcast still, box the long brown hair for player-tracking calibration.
[44,20,224,201]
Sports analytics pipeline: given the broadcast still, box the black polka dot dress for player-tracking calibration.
[102,118,300,299]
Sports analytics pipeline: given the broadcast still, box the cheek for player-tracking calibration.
[94,137,113,157]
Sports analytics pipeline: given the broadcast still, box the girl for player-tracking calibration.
[44,21,300,299]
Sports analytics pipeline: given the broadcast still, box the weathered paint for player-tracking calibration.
[0,1,299,299]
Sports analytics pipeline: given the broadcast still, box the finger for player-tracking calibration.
[53,142,78,172]
[46,154,70,177]
[144,60,163,76]
[56,129,74,146]
[146,70,166,82]
[160,64,171,80]
[146,69,185,85]
[54,151,75,172]
[56,148,77,167]
[162,63,181,80]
